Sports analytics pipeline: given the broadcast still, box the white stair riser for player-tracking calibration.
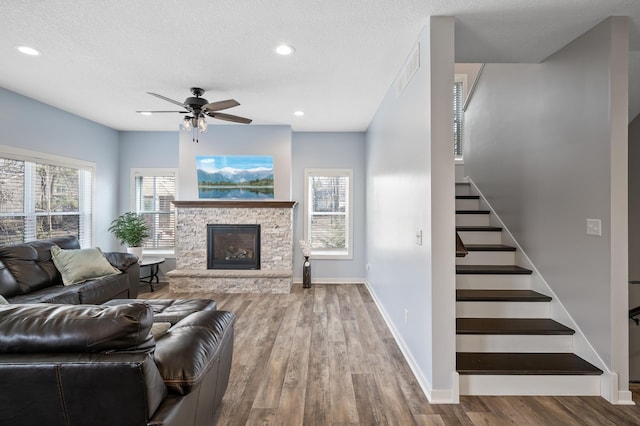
[456,214,490,226]
[456,335,573,353]
[456,199,480,210]
[459,374,601,396]
[456,301,549,318]
[457,231,502,245]
[455,184,472,196]
[456,251,515,265]
[456,274,531,289]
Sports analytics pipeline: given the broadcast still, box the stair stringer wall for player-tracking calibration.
[466,178,617,401]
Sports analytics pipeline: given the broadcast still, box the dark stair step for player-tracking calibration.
[456,195,480,200]
[456,352,603,375]
[464,244,516,252]
[456,289,552,302]
[456,226,502,232]
[456,265,532,274]
[457,318,574,335]
[456,210,490,214]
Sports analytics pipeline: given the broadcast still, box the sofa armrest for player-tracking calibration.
[0,303,154,353]
[103,251,138,272]
[103,252,140,298]
[153,310,235,396]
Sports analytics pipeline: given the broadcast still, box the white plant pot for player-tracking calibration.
[127,246,143,261]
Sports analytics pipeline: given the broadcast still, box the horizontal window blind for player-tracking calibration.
[304,169,353,258]
[134,173,175,250]
[0,154,93,247]
[454,81,463,157]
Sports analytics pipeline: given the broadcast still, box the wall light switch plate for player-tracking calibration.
[586,219,602,236]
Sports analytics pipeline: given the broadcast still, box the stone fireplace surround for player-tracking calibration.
[167,201,296,294]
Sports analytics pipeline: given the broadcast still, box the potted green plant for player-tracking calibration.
[108,212,149,260]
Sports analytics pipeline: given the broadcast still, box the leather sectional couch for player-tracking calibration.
[0,235,140,303]
[0,301,235,426]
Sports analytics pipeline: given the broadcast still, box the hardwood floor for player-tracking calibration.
[141,283,640,425]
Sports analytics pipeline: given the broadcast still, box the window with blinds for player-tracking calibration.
[0,151,93,247]
[133,170,176,252]
[304,169,353,259]
[454,80,464,157]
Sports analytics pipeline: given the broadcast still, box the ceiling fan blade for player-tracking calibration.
[136,110,188,114]
[208,112,252,124]
[147,92,188,109]
[202,99,240,112]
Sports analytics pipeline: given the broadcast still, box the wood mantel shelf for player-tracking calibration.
[173,200,296,209]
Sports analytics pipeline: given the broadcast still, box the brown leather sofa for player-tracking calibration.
[0,235,140,303]
[0,302,235,426]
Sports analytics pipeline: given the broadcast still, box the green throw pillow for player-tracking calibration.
[51,246,121,285]
[0,295,8,304]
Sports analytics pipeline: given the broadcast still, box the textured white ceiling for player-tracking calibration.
[0,0,638,132]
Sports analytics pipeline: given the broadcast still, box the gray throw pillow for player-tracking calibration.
[51,246,121,285]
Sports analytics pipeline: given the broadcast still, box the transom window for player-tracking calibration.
[0,146,93,246]
[303,168,353,259]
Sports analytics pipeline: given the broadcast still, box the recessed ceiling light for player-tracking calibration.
[275,44,295,56]
[16,46,40,56]
[294,111,304,116]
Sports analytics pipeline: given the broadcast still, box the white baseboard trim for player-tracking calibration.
[364,281,459,404]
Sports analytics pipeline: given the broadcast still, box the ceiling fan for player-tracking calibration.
[137,87,252,134]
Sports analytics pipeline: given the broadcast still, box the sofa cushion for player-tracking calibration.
[7,285,80,304]
[154,310,235,395]
[0,236,80,296]
[0,303,155,353]
[51,246,121,285]
[75,273,129,304]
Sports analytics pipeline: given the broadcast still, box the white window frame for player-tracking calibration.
[130,168,178,257]
[0,145,95,247]
[303,168,353,259]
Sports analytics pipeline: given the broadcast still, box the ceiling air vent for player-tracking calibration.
[395,43,420,98]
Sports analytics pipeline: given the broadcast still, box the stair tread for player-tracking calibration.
[457,265,532,275]
[456,226,502,232]
[456,289,551,302]
[456,195,480,200]
[456,210,490,214]
[457,352,603,375]
[457,318,574,335]
[464,244,516,252]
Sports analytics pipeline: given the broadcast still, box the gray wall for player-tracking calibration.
[178,125,292,200]
[0,87,121,250]
[291,132,366,282]
[464,18,628,370]
[117,129,367,282]
[117,131,179,212]
[366,18,456,398]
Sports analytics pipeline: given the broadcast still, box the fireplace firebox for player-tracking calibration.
[207,224,260,270]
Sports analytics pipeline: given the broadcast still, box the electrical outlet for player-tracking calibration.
[586,219,602,236]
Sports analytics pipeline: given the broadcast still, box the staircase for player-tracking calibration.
[455,182,603,395]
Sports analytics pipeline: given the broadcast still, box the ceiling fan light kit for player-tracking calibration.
[139,87,251,142]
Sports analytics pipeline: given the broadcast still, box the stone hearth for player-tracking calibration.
[167,201,296,294]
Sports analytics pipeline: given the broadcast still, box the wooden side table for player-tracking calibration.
[139,257,165,292]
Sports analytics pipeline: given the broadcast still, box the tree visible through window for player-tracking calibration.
[304,169,353,259]
[0,152,93,246]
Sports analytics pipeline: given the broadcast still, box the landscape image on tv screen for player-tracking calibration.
[196,155,274,199]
